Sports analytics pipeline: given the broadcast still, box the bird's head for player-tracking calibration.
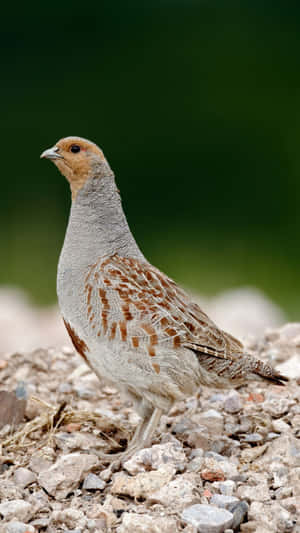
[41,136,112,199]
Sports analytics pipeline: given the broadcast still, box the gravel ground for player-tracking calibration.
[0,296,299,532]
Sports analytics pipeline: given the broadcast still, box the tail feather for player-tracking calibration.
[252,358,289,386]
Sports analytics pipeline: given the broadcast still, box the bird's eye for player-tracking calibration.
[70,144,81,154]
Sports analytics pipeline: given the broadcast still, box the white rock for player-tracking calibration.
[203,456,238,479]
[38,452,98,500]
[195,410,224,434]
[0,500,33,521]
[262,397,294,417]
[210,494,239,509]
[111,465,175,499]
[248,501,291,531]
[272,419,290,433]
[212,480,236,496]
[82,473,105,490]
[149,475,198,510]
[181,504,233,533]
[5,522,35,533]
[13,467,36,488]
[262,434,300,467]
[123,440,186,475]
[269,462,289,489]
[236,480,269,502]
[116,513,178,533]
[51,508,87,529]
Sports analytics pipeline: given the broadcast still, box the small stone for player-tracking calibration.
[74,385,94,399]
[29,447,55,473]
[240,443,268,463]
[228,501,249,530]
[5,522,35,533]
[51,508,86,529]
[213,480,236,496]
[38,452,98,500]
[111,465,175,499]
[246,393,264,403]
[13,467,36,488]
[263,397,293,417]
[237,480,269,502]
[116,513,178,533]
[149,475,199,510]
[243,433,263,444]
[123,440,186,475]
[195,410,224,434]
[0,500,33,521]
[181,504,233,533]
[272,419,290,433]
[201,469,225,482]
[224,392,242,414]
[83,473,106,490]
[210,494,239,509]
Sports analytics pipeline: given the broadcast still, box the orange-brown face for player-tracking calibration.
[41,136,107,200]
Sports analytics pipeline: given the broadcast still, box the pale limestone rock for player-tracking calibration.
[240,443,268,463]
[111,465,175,499]
[261,434,300,467]
[248,501,291,531]
[38,452,98,499]
[181,504,233,533]
[236,480,269,502]
[116,513,179,533]
[54,430,106,452]
[5,522,35,533]
[212,480,236,496]
[51,508,87,529]
[202,456,238,480]
[123,439,186,475]
[29,447,55,473]
[272,419,290,433]
[0,500,33,521]
[82,473,106,490]
[13,467,36,488]
[193,409,224,434]
[210,494,239,509]
[0,480,23,501]
[149,474,199,510]
[262,397,294,417]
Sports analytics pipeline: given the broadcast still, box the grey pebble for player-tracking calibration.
[210,494,239,509]
[82,473,106,490]
[227,500,249,530]
[224,392,242,414]
[243,433,263,443]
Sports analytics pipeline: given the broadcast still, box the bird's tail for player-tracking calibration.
[249,357,288,386]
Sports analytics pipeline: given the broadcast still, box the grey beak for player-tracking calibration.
[40,146,63,160]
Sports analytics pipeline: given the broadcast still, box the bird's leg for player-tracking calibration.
[120,406,163,462]
[99,401,163,471]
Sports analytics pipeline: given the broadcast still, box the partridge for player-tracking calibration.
[41,136,287,458]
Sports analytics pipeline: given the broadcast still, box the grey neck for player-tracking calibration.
[60,172,145,269]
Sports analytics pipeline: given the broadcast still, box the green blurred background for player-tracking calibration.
[2,1,300,317]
